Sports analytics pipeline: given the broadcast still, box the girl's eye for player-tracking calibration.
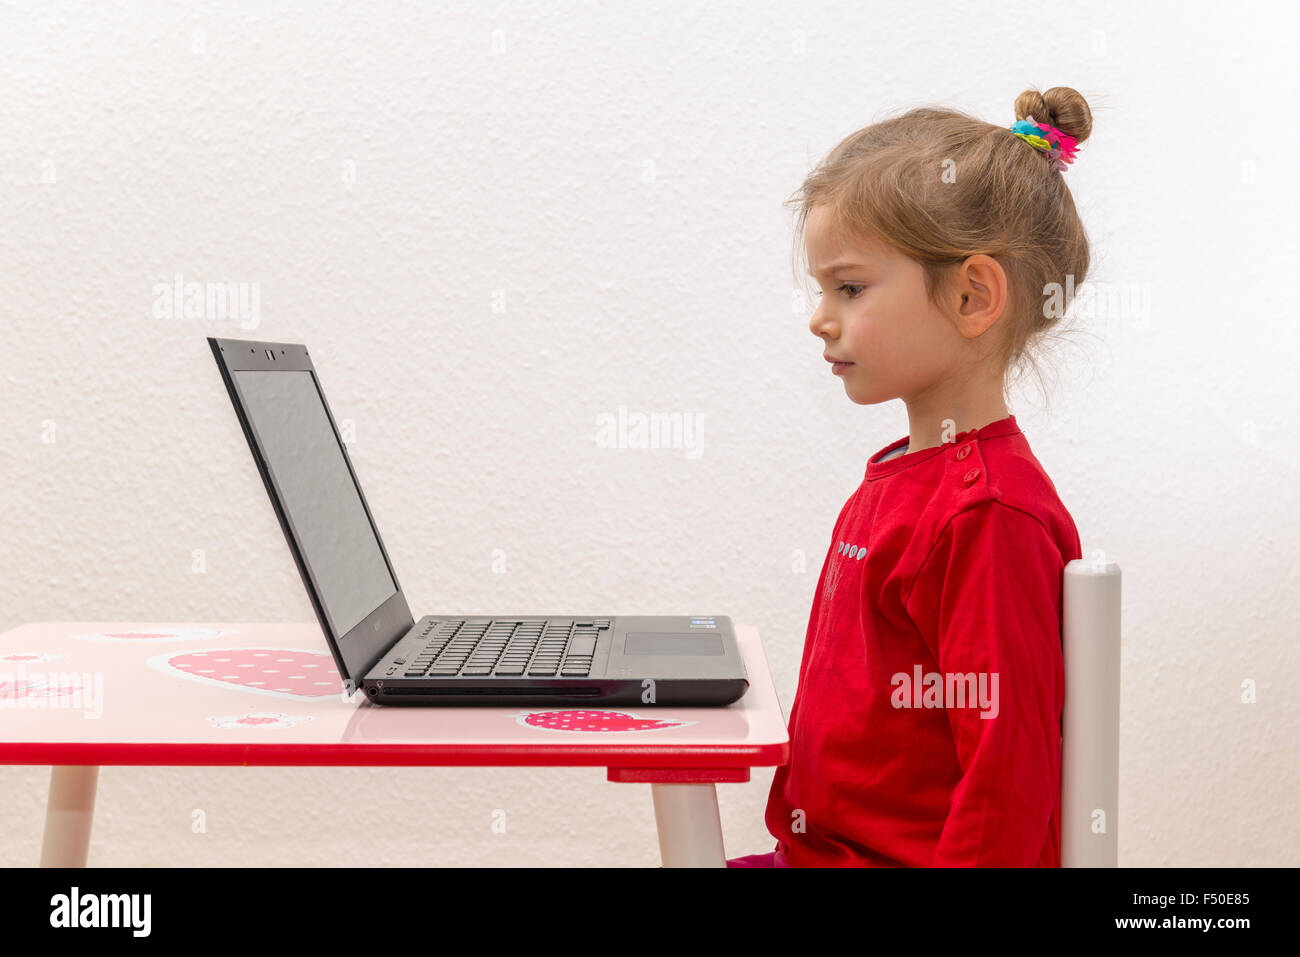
[812,283,866,299]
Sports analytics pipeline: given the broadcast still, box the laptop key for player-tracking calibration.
[567,636,597,656]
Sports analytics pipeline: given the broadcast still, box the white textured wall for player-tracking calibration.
[2,0,1297,867]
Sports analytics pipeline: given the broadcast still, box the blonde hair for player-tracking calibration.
[789,86,1094,398]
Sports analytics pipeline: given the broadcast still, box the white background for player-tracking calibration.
[1,0,1296,866]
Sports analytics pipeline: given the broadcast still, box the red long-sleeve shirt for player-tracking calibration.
[765,414,1082,866]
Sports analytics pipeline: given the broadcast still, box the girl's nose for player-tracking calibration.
[809,302,836,340]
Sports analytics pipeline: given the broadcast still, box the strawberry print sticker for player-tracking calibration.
[76,627,229,643]
[147,647,341,699]
[514,709,695,733]
[0,652,68,664]
[208,711,315,729]
[0,678,87,699]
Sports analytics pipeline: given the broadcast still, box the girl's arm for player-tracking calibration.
[905,501,1066,867]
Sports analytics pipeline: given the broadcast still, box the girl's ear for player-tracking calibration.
[951,254,1008,340]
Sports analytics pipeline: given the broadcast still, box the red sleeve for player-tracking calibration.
[903,501,1065,866]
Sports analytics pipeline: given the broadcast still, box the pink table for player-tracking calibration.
[0,621,788,867]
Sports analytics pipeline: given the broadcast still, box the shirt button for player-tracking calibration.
[962,467,981,485]
[955,444,971,460]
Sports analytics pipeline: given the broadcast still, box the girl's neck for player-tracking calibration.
[902,391,1010,455]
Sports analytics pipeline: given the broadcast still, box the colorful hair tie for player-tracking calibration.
[1010,115,1079,171]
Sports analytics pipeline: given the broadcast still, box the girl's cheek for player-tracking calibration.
[845,313,875,355]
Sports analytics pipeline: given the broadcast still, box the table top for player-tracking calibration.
[0,622,789,771]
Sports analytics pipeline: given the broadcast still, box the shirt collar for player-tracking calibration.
[865,414,1021,479]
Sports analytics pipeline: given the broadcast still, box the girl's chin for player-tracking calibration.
[842,380,891,407]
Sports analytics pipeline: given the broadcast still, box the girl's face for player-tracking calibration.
[805,204,964,406]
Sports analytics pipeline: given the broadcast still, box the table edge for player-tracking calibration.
[0,741,791,768]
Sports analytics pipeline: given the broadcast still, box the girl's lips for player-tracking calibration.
[831,361,853,376]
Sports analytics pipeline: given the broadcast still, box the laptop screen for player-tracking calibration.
[232,369,397,639]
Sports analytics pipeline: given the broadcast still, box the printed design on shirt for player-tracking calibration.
[821,538,867,603]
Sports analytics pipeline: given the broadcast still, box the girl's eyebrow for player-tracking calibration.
[808,259,872,277]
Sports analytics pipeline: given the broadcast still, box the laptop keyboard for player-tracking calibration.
[400,618,610,679]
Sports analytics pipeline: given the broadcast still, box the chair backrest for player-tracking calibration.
[1061,558,1122,867]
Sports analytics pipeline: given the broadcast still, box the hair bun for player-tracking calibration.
[1014,86,1092,144]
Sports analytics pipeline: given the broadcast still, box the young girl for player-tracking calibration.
[730,87,1090,867]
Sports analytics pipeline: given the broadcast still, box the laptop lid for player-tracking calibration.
[208,337,414,689]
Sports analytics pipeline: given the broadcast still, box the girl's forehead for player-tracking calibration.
[805,206,889,272]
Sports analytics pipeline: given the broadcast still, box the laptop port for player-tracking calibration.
[383,686,600,696]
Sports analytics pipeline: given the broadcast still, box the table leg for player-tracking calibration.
[40,765,99,867]
[651,782,726,867]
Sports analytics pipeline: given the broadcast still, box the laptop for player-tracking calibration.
[207,337,749,707]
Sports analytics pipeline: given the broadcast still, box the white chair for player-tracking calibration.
[1061,558,1122,867]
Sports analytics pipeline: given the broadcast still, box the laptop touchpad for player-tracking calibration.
[624,632,724,656]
